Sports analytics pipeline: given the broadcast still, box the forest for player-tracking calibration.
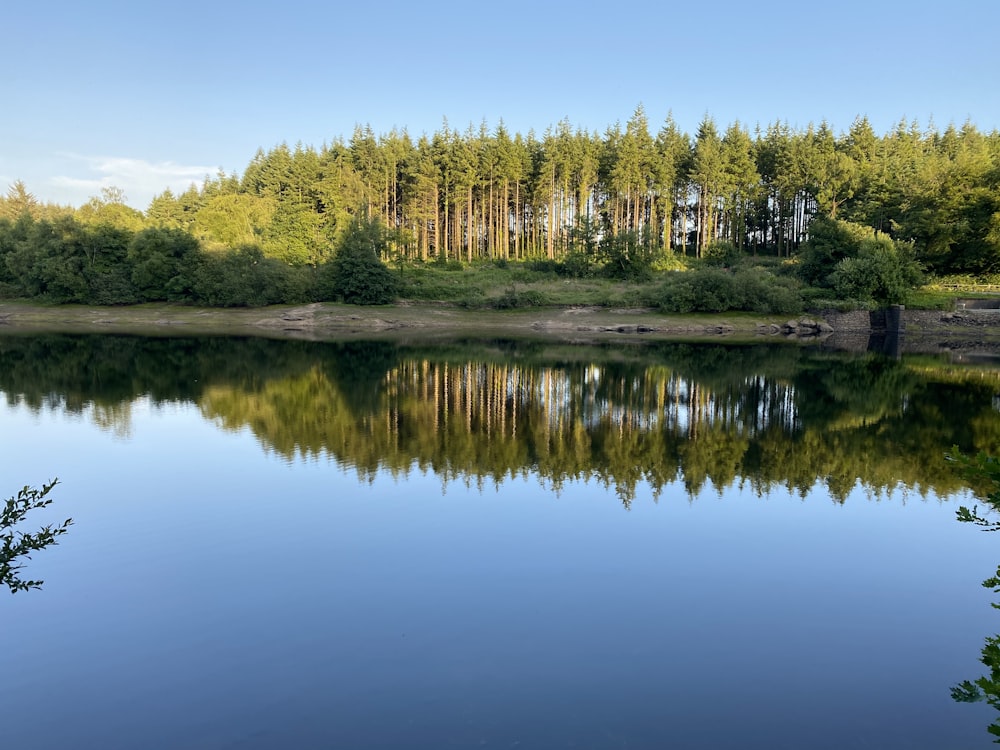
[1,108,998,309]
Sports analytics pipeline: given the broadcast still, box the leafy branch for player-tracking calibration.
[947,448,1000,531]
[1,479,72,593]
[948,449,1000,740]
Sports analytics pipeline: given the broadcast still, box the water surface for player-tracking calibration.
[2,335,999,748]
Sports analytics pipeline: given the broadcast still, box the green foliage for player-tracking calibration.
[318,215,399,305]
[655,268,803,314]
[950,627,1000,742]
[651,251,687,272]
[562,217,600,277]
[904,287,960,311]
[2,479,72,593]
[599,231,657,280]
[7,115,1000,307]
[83,224,139,304]
[526,259,560,274]
[948,448,1000,531]
[949,448,1000,740]
[661,269,738,312]
[194,193,276,250]
[193,245,289,307]
[0,215,138,304]
[261,201,326,265]
[398,264,480,302]
[129,227,200,301]
[432,255,465,272]
[703,240,741,268]
[527,254,598,279]
[829,235,923,305]
[796,216,874,287]
[798,216,923,305]
[490,287,547,309]
[560,250,599,278]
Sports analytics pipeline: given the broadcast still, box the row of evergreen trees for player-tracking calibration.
[1,108,998,277]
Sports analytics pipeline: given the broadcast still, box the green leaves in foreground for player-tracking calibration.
[1,479,72,593]
[948,449,1000,741]
[949,448,1000,531]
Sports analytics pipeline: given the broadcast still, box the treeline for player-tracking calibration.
[1,108,998,304]
[0,212,397,306]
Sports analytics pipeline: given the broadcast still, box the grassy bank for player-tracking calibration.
[0,258,991,343]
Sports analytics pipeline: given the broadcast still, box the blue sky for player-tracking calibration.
[3,0,997,210]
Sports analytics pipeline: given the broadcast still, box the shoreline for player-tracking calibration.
[2,300,1000,352]
[0,301,798,341]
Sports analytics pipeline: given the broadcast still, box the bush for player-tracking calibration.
[432,255,464,272]
[560,250,598,278]
[797,216,873,287]
[600,231,656,281]
[655,268,804,314]
[830,236,923,305]
[491,288,547,309]
[128,227,200,302]
[193,245,286,307]
[398,266,479,302]
[732,271,804,315]
[526,259,560,274]
[279,265,318,304]
[658,269,736,312]
[703,240,741,268]
[318,216,399,305]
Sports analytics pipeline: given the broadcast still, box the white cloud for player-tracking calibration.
[50,154,217,210]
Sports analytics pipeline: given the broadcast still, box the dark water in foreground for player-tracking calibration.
[3,334,1000,748]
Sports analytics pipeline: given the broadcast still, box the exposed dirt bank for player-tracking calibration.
[0,302,794,342]
[0,301,998,352]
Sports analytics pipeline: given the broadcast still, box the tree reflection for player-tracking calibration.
[2,335,999,505]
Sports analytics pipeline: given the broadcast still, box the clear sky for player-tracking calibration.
[3,0,997,210]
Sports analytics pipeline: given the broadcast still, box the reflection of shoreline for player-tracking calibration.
[3,334,998,506]
[197,355,989,504]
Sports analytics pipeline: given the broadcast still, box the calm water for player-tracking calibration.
[3,334,1000,748]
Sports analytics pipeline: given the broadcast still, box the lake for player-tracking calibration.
[3,333,1000,748]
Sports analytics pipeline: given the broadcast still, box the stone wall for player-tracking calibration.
[814,309,873,331]
[817,306,1000,333]
[903,309,1000,330]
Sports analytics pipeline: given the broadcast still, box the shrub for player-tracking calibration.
[797,216,873,287]
[526,259,560,274]
[657,269,736,313]
[732,270,804,315]
[193,245,287,307]
[830,236,923,305]
[703,240,741,268]
[655,268,804,314]
[318,216,399,305]
[128,227,200,302]
[491,288,547,309]
[432,255,464,272]
[600,231,656,281]
[560,250,598,278]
